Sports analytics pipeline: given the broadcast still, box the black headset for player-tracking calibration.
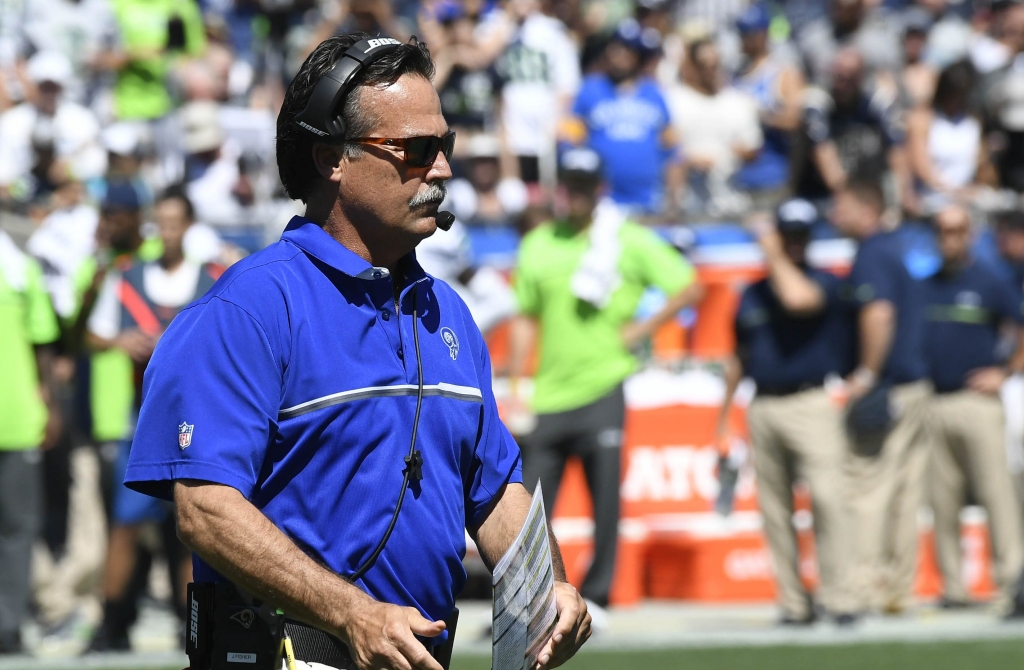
[294,35,455,230]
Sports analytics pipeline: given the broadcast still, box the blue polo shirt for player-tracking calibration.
[735,268,854,390]
[924,258,1024,393]
[124,217,522,624]
[847,229,936,385]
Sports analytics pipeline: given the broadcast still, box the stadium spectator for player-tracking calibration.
[923,204,1024,616]
[480,0,581,183]
[733,4,806,206]
[791,48,911,211]
[969,0,1018,75]
[0,228,60,655]
[0,52,106,204]
[509,148,703,615]
[914,0,973,70]
[94,0,206,122]
[995,209,1024,294]
[899,9,938,109]
[906,60,993,212]
[717,199,857,626]
[179,101,253,228]
[567,20,682,216]
[84,186,220,652]
[796,0,902,89]
[444,133,528,227]
[833,180,934,615]
[669,36,762,218]
[979,4,1024,193]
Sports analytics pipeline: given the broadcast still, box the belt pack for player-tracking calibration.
[186,582,458,670]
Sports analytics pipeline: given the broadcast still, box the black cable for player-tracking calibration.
[346,294,424,583]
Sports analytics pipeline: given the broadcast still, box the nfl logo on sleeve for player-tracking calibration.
[178,422,194,450]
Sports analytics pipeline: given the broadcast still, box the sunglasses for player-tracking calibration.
[352,131,456,168]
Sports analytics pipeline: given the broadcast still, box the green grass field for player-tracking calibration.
[445,639,1024,670]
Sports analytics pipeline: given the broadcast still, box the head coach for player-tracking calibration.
[122,33,590,670]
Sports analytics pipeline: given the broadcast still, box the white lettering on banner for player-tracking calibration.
[621,445,755,502]
[724,548,774,581]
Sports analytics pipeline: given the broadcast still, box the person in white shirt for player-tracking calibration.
[0,51,106,202]
[668,37,762,217]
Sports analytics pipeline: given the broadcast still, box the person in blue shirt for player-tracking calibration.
[717,198,857,626]
[124,34,590,670]
[564,20,683,217]
[833,180,934,616]
[924,204,1024,616]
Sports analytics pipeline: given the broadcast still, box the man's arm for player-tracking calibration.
[173,480,445,670]
[848,300,895,397]
[469,482,590,670]
[621,281,705,349]
[715,354,743,448]
[812,140,848,193]
[757,227,825,316]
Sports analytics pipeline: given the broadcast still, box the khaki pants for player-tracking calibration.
[846,380,932,612]
[929,391,1024,605]
[748,388,856,618]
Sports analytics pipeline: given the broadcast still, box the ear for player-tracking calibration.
[312,143,347,182]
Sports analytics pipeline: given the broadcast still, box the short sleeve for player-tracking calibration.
[630,227,696,295]
[24,260,59,345]
[465,337,522,527]
[513,238,542,316]
[804,103,832,144]
[849,242,897,306]
[124,297,282,501]
[994,275,1024,325]
[572,80,596,119]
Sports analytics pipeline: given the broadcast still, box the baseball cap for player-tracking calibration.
[102,181,142,212]
[102,123,141,157]
[736,4,771,34]
[775,198,818,233]
[180,101,225,154]
[611,19,662,55]
[466,134,501,159]
[558,147,603,185]
[27,51,73,87]
[903,7,933,35]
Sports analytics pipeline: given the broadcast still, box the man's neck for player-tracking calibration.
[160,251,185,272]
[942,254,970,276]
[310,199,412,276]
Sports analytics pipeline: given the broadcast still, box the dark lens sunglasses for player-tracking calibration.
[352,131,456,168]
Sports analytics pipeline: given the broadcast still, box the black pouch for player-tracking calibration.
[186,582,285,670]
[846,383,894,457]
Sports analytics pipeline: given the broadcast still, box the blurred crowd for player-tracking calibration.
[9,0,1024,657]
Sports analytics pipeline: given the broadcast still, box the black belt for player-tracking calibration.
[757,382,822,397]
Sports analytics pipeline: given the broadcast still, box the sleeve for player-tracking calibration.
[804,101,832,145]
[848,242,898,306]
[24,260,60,345]
[994,276,1024,325]
[182,0,208,56]
[124,297,282,501]
[550,30,581,99]
[464,334,523,527]
[571,79,594,119]
[736,94,764,151]
[87,271,121,340]
[512,239,541,316]
[877,98,906,146]
[631,227,697,295]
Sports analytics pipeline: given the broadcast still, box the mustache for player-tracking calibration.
[409,181,448,208]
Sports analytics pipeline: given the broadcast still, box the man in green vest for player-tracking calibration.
[0,229,60,655]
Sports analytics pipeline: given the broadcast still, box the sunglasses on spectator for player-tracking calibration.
[352,131,456,168]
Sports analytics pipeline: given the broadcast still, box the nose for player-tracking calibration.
[428,144,454,182]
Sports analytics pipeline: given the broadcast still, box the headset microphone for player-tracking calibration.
[435,211,455,231]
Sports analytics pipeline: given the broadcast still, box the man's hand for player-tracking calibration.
[620,321,650,350]
[341,600,446,670]
[535,581,591,670]
[966,367,1008,396]
[114,329,157,363]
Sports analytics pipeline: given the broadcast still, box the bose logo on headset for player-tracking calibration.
[297,121,329,137]
[364,37,402,52]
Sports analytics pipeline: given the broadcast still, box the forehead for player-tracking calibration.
[357,73,447,137]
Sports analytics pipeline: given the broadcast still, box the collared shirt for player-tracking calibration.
[125,217,522,623]
[924,258,1024,393]
[734,268,853,390]
[846,228,937,385]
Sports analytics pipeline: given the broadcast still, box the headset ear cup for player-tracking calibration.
[326,115,346,142]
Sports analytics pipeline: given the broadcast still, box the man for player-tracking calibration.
[85,186,219,651]
[125,34,590,670]
[923,205,1024,615]
[0,51,105,203]
[716,199,857,625]
[833,180,934,614]
[796,0,901,89]
[978,2,1024,191]
[567,20,682,216]
[668,36,762,218]
[509,147,703,613]
[792,48,911,212]
[0,228,61,654]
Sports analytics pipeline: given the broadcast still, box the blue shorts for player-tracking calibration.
[113,435,171,525]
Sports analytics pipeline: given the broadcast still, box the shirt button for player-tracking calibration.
[397,348,404,359]
[382,309,390,321]
[373,270,382,279]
